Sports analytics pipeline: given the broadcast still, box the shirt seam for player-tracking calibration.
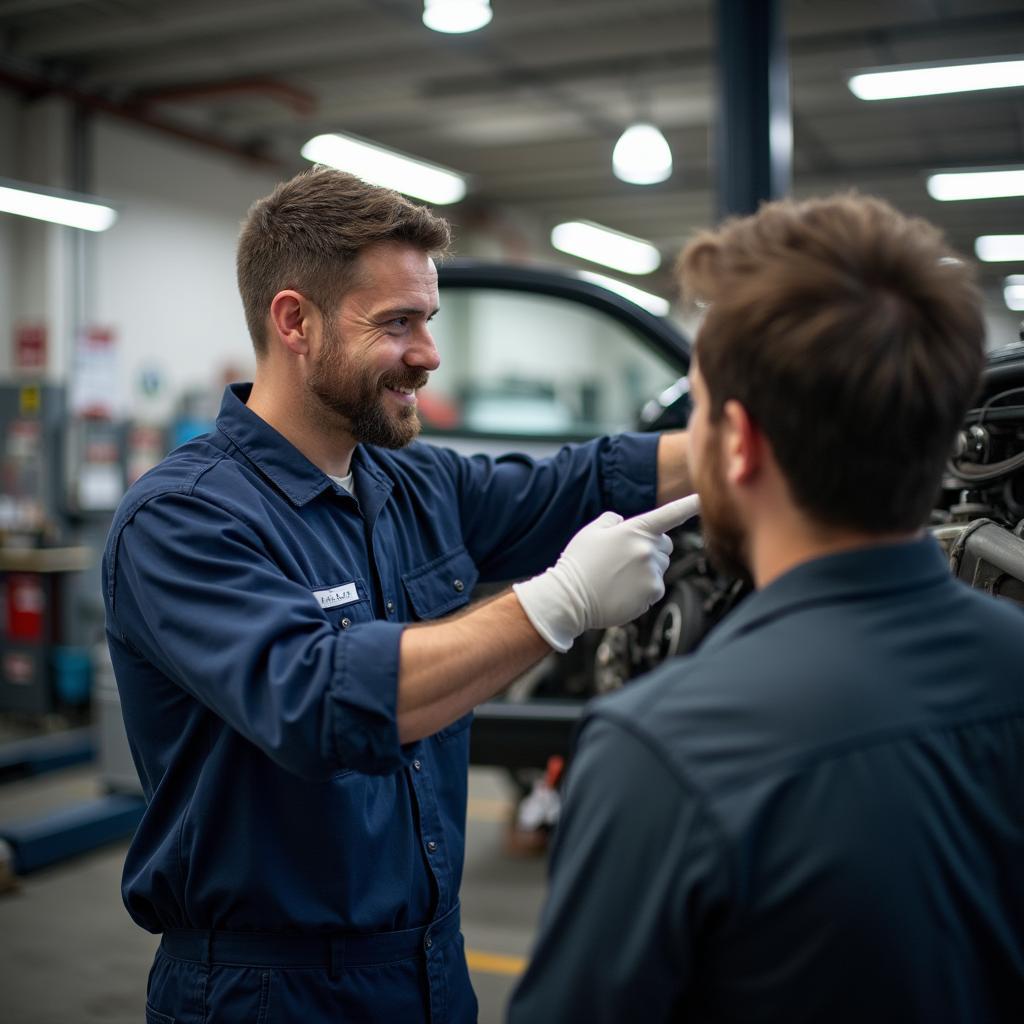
[106,452,232,615]
[586,707,739,903]
[602,697,1024,807]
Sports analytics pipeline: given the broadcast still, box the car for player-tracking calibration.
[429,261,1024,771]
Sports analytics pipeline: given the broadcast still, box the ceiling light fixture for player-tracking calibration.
[0,178,117,232]
[422,0,492,34]
[551,220,661,276]
[975,235,1024,262]
[612,123,673,185]
[848,57,1024,101]
[927,168,1024,201]
[301,133,467,205]
[1004,275,1024,312]
[578,270,670,317]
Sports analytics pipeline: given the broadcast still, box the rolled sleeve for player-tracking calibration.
[599,431,659,518]
[108,490,407,780]
[327,619,408,774]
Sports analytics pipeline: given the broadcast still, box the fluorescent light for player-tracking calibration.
[928,168,1024,201]
[612,123,673,185]
[849,58,1024,100]
[578,270,670,316]
[0,178,117,231]
[551,220,661,276]
[975,235,1024,262]
[301,134,467,205]
[423,0,492,33]
[1005,275,1024,311]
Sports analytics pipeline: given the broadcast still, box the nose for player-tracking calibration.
[405,324,441,372]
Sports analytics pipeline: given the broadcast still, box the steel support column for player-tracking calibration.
[715,0,792,219]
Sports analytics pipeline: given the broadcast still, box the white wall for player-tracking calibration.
[91,117,277,421]
[0,90,18,372]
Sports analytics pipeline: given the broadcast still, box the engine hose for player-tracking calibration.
[947,449,1024,484]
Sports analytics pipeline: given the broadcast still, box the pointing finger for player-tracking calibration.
[624,494,701,536]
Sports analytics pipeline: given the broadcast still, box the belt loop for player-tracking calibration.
[204,930,213,967]
[329,936,343,979]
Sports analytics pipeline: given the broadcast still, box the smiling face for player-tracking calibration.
[305,241,441,448]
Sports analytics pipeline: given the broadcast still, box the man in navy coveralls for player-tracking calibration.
[103,167,696,1023]
[510,194,1024,1023]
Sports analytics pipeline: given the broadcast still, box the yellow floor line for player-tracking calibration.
[466,948,527,976]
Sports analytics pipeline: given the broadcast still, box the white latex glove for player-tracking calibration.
[513,494,701,652]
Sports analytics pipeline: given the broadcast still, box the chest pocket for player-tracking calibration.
[402,546,479,621]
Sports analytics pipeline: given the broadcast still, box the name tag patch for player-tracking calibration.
[314,582,360,610]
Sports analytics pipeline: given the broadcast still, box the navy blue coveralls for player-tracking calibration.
[102,382,659,1024]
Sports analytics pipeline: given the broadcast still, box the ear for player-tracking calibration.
[268,290,320,357]
[720,399,763,486]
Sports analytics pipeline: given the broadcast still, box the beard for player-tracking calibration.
[695,427,752,584]
[306,319,428,449]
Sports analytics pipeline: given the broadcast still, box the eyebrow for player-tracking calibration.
[375,305,440,320]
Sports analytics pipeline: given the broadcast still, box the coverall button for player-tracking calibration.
[427,840,438,853]
[452,579,464,592]
[424,935,433,950]
[412,760,422,771]
[386,600,395,612]
[340,617,352,629]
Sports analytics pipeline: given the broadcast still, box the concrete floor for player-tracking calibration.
[0,764,547,1024]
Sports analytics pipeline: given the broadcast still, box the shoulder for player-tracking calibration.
[106,433,268,557]
[113,437,225,519]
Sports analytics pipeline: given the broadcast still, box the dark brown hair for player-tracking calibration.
[237,166,452,355]
[679,193,985,532]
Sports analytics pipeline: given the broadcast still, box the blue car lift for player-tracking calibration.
[0,792,145,874]
[0,728,145,875]
[0,727,96,782]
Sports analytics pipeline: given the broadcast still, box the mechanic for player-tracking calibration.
[509,194,1024,1023]
[102,166,695,1024]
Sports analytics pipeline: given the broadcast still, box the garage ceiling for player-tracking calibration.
[1,0,1023,300]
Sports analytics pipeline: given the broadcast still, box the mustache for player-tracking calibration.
[380,370,429,391]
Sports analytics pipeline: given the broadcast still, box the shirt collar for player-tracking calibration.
[215,382,390,507]
[699,534,952,655]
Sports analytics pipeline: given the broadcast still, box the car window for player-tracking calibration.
[419,287,682,440]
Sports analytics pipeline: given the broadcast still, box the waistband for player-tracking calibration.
[160,902,460,970]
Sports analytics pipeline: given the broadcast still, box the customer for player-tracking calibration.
[509,193,1024,1023]
[103,167,696,1024]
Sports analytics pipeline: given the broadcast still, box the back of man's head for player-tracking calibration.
[679,193,986,534]
[237,167,452,356]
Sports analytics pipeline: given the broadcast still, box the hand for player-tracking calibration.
[513,495,701,652]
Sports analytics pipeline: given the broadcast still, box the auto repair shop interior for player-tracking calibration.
[1,1,1023,1022]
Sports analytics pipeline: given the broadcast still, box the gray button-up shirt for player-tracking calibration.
[510,536,1024,1024]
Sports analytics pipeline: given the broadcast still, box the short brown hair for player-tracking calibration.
[679,193,985,533]
[237,167,452,355]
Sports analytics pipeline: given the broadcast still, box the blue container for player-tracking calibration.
[52,647,93,706]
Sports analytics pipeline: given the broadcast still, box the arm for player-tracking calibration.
[444,433,661,581]
[398,497,701,743]
[657,429,693,505]
[508,714,726,1024]
[397,591,547,743]
[110,490,698,770]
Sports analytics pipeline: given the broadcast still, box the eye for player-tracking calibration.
[389,316,409,329]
